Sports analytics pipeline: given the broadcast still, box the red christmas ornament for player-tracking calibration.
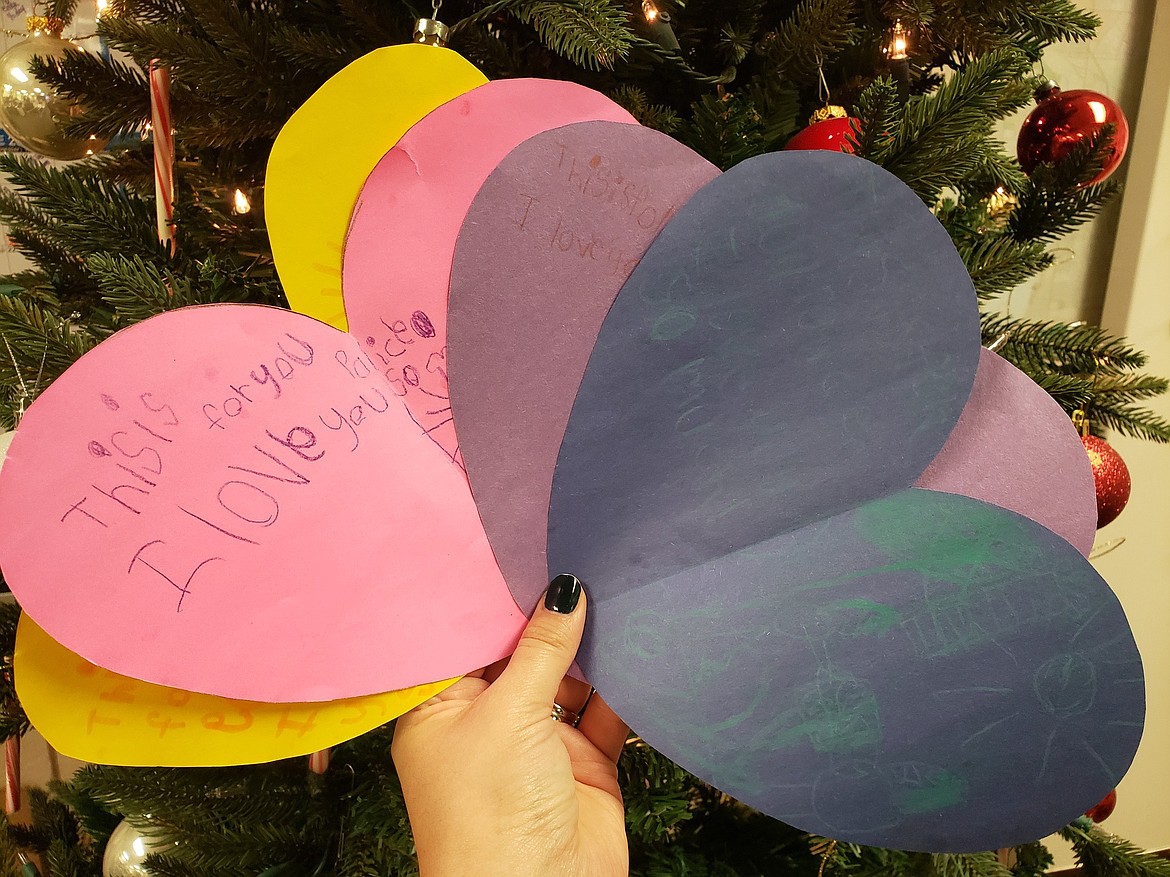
[1017,82,1129,185]
[786,106,858,154]
[1082,434,1131,528]
[1085,788,1117,823]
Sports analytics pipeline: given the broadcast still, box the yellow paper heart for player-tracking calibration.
[266,44,487,331]
[16,617,454,766]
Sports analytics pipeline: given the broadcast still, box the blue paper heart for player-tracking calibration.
[546,151,1142,851]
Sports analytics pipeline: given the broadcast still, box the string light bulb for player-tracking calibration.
[885,20,909,61]
[640,0,680,51]
[882,19,911,100]
[232,188,252,215]
[95,0,109,16]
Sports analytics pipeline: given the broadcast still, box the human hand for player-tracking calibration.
[392,575,630,877]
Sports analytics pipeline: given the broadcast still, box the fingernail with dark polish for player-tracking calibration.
[545,574,583,614]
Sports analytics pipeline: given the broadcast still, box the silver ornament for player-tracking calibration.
[102,819,155,877]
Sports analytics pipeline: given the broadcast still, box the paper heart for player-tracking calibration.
[15,616,454,765]
[268,44,487,331]
[580,490,1139,852]
[440,120,1138,850]
[915,347,1097,556]
[448,121,720,612]
[0,304,526,701]
[342,79,636,463]
[0,75,639,708]
[533,150,1141,850]
[449,123,1091,603]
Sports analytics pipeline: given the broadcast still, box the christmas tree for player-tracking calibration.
[0,1,1167,876]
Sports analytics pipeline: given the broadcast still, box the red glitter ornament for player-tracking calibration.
[1082,434,1131,528]
[1017,82,1129,185]
[786,106,858,154]
[1084,788,1117,823]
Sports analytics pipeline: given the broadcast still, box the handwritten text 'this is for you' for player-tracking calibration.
[59,333,397,612]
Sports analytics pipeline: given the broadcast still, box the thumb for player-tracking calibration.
[490,574,587,719]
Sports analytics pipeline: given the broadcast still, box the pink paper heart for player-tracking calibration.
[0,305,526,702]
[342,79,635,465]
[915,347,1096,555]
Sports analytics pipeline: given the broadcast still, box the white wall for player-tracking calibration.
[1082,0,1170,863]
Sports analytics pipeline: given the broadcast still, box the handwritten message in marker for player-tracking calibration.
[0,304,526,702]
[15,616,456,766]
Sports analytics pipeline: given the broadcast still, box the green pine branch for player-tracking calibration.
[981,315,1170,441]
[447,20,524,78]
[858,49,1032,202]
[620,738,697,845]
[1028,372,1094,411]
[0,294,99,425]
[1010,181,1119,243]
[0,192,97,299]
[269,23,368,78]
[719,9,763,67]
[46,0,81,21]
[0,824,22,877]
[6,787,96,872]
[960,236,1054,300]
[0,601,27,740]
[0,154,166,267]
[1060,820,1170,876]
[758,0,860,82]
[850,77,899,157]
[1010,127,1121,242]
[96,16,315,146]
[992,2,1100,45]
[744,75,802,147]
[107,0,188,24]
[926,852,1014,877]
[1011,841,1055,877]
[609,85,682,134]
[1089,400,1170,444]
[1089,372,1170,406]
[455,0,635,70]
[31,51,149,141]
[332,0,409,48]
[966,146,1030,195]
[980,315,1149,373]
[45,779,122,851]
[87,253,257,325]
[680,92,768,169]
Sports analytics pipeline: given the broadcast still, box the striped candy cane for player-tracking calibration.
[149,60,175,251]
[5,735,19,814]
[308,748,331,774]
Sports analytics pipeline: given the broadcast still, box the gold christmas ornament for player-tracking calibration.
[412,18,449,47]
[413,0,449,46]
[25,15,65,35]
[985,186,1019,228]
[809,104,848,124]
[0,17,109,160]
